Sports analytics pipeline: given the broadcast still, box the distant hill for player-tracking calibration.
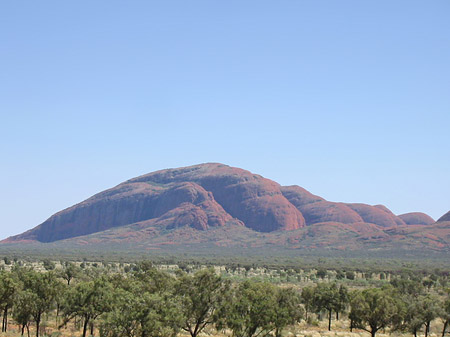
[3,163,449,255]
[438,211,450,222]
[398,212,435,226]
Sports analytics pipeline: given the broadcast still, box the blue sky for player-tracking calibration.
[1,1,449,239]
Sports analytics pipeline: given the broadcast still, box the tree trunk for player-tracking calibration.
[4,306,8,332]
[2,306,6,332]
[443,320,448,337]
[248,326,258,337]
[425,321,430,337]
[56,304,60,327]
[26,324,30,337]
[336,311,339,320]
[328,308,332,331]
[36,318,40,337]
[90,322,94,336]
[21,324,25,336]
[82,318,89,337]
[371,330,376,337]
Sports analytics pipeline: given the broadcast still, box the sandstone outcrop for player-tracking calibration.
[6,163,437,244]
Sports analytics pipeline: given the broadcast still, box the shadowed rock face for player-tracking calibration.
[438,211,450,222]
[399,212,435,226]
[6,163,434,243]
[15,180,241,242]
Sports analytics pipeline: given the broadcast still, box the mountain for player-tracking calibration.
[3,163,449,254]
[398,212,435,226]
[438,211,450,222]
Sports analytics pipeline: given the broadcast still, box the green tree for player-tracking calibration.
[336,270,345,280]
[42,259,55,271]
[390,278,424,297]
[0,271,20,332]
[346,271,355,280]
[335,284,349,320]
[316,269,327,279]
[419,294,442,337]
[177,268,229,337]
[12,290,35,337]
[396,295,424,337]
[132,263,175,294]
[350,288,401,337]
[22,271,59,337]
[300,286,314,321]
[217,280,278,337]
[54,281,67,327]
[59,262,80,285]
[442,295,450,337]
[273,287,303,337]
[61,277,113,337]
[101,287,183,337]
[348,290,359,332]
[313,282,340,331]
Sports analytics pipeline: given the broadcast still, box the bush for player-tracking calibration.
[346,271,355,280]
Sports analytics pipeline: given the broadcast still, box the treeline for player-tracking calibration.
[3,253,450,277]
[301,280,450,337]
[0,262,449,337]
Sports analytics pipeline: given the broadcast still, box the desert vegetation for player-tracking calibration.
[0,259,448,337]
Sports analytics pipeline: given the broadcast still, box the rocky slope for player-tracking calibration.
[3,163,447,252]
[398,212,435,226]
[438,211,450,222]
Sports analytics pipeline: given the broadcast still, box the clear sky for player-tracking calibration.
[1,1,449,239]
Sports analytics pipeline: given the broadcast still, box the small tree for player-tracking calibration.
[442,295,450,337]
[273,287,303,337]
[316,269,327,279]
[42,259,55,271]
[217,280,278,337]
[54,281,67,327]
[12,290,34,337]
[336,270,345,280]
[350,288,400,337]
[59,262,80,285]
[397,295,424,337]
[177,268,229,337]
[61,277,113,337]
[313,282,340,331]
[346,271,355,280]
[335,284,349,320]
[133,263,175,293]
[300,286,314,321]
[419,294,442,337]
[101,287,183,337]
[22,271,59,337]
[0,271,20,332]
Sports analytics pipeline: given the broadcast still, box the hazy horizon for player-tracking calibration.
[1,1,449,239]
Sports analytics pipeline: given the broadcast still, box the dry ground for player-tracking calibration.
[0,317,445,337]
